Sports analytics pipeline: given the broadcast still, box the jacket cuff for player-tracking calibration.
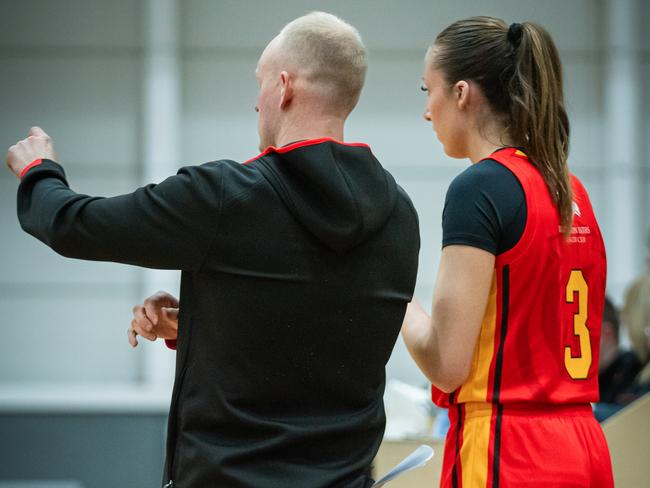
[164,339,177,350]
[19,159,43,179]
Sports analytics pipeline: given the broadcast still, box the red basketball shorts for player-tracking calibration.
[439,402,613,487]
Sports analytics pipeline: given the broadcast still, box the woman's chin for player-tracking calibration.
[441,145,465,160]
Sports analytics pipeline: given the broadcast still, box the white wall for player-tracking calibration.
[0,0,647,390]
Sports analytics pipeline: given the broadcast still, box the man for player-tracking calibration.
[6,12,420,488]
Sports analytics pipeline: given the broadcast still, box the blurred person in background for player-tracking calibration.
[5,12,419,488]
[618,233,650,403]
[401,16,613,487]
[594,296,642,421]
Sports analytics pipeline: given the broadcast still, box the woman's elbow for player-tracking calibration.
[430,362,472,393]
[435,376,467,394]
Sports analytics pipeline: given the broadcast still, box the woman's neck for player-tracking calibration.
[467,139,507,164]
[466,115,514,164]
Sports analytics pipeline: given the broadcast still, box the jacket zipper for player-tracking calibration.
[164,363,189,487]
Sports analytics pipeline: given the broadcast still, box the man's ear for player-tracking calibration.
[454,80,470,110]
[279,71,294,109]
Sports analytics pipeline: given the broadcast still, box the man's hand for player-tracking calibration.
[128,291,179,347]
[6,127,58,178]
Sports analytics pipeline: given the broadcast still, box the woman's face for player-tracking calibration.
[421,58,469,159]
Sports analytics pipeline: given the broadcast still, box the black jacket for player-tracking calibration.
[17,138,420,488]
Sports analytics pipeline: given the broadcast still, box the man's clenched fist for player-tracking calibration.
[6,126,57,178]
[128,291,180,347]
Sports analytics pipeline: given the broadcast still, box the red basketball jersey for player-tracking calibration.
[432,148,607,407]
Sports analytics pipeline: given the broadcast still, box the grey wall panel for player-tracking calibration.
[181,57,259,164]
[181,0,600,52]
[0,413,166,488]
[642,0,650,51]
[394,177,451,288]
[643,11,649,237]
[565,59,605,169]
[350,55,450,172]
[641,45,650,234]
[0,57,140,170]
[0,295,142,382]
[0,0,143,387]
[0,0,141,49]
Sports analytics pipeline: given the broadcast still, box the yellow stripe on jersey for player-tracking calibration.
[459,403,493,487]
[514,149,527,158]
[457,272,498,403]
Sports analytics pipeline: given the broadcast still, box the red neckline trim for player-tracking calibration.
[19,158,43,179]
[243,137,370,165]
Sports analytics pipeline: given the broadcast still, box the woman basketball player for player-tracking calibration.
[401,17,614,487]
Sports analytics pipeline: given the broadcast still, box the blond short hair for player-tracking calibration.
[279,12,367,113]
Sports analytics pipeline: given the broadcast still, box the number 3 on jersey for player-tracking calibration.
[564,270,591,379]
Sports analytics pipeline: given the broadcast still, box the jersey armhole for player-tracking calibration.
[492,155,536,265]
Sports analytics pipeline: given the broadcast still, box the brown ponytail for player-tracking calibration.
[431,17,573,235]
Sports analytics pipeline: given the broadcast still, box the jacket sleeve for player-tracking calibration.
[17,159,223,271]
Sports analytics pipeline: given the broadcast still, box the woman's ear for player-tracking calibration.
[279,71,294,109]
[454,80,470,110]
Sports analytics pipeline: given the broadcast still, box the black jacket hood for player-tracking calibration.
[253,138,398,253]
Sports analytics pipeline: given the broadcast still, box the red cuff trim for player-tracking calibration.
[243,137,371,165]
[19,158,43,179]
[164,339,177,350]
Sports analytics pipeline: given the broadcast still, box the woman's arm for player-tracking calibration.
[401,245,494,392]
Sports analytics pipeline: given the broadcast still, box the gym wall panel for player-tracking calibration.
[564,59,605,168]
[349,55,451,172]
[180,0,600,52]
[641,57,650,234]
[0,1,142,385]
[0,294,141,383]
[0,0,141,50]
[0,57,140,170]
[392,177,450,290]
[642,1,650,235]
[181,57,259,164]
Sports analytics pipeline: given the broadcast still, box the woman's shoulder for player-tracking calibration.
[448,158,521,196]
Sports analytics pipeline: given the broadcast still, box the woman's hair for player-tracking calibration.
[430,16,573,235]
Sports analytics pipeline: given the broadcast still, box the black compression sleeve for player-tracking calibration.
[441,159,527,255]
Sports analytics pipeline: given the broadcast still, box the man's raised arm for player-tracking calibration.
[7,127,223,271]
